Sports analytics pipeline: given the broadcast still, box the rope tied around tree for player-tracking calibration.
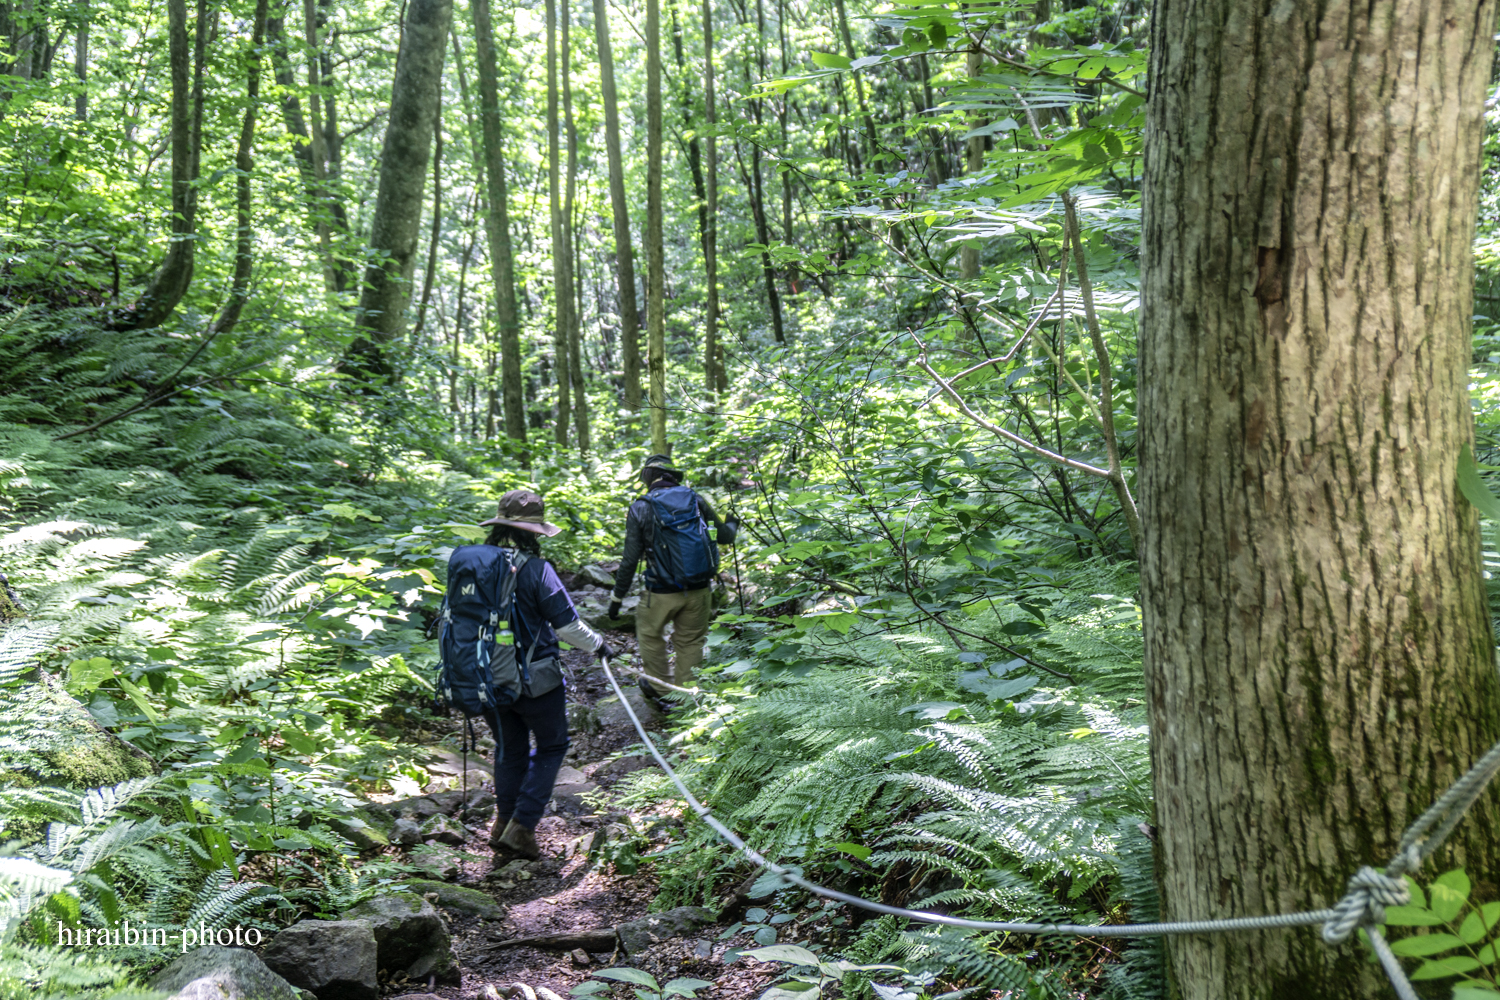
[595,656,1500,1000]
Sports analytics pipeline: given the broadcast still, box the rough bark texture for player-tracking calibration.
[592,0,642,414]
[467,0,526,442]
[646,0,667,455]
[354,0,452,349]
[1139,2,1500,998]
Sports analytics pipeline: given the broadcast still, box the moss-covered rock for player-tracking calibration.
[0,669,156,787]
[401,879,505,919]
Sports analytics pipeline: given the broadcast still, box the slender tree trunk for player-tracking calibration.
[776,0,794,295]
[671,6,707,258]
[702,0,720,395]
[744,5,785,344]
[211,0,270,336]
[563,0,588,452]
[301,0,338,291]
[72,19,86,119]
[1139,2,1500,998]
[413,109,443,341]
[960,38,983,281]
[112,0,208,330]
[545,0,570,445]
[646,0,667,453]
[467,0,526,443]
[592,0,642,414]
[350,0,453,369]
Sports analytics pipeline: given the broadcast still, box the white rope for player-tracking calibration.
[597,657,1500,997]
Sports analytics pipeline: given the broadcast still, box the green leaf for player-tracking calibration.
[745,907,769,923]
[595,968,660,990]
[1458,446,1500,521]
[1385,905,1448,926]
[1453,984,1500,999]
[569,985,610,997]
[753,926,779,945]
[1459,903,1500,944]
[662,978,715,998]
[1409,955,1483,980]
[810,51,851,70]
[759,986,821,1000]
[829,842,871,861]
[1434,875,1473,923]
[1389,932,1468,957]
[744,945,821,967]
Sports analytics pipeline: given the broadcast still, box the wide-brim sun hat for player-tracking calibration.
[479,489,562,536]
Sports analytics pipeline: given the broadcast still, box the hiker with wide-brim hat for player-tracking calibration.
[478,490,616,860]
[607,455,738,705]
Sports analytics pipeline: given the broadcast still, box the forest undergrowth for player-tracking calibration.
[0,304,1169,1000]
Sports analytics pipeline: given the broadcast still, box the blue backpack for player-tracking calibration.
[642,485,719,592]
[436,546,539,718]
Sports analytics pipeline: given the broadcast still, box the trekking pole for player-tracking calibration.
[729,499,746,615]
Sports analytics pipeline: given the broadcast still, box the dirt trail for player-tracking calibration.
[400,636,782,1000]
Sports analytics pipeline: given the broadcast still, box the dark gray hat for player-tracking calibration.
[479,489,562,536]
[639,453,683,481]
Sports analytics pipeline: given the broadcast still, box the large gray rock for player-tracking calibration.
[261,921,378,1000]
[380,795,443,819]
[594,755,652,782]
[392,817,423,846]
[576,564,617,588]
[403,878,506,919]
[151,946,301,1000]
[616,906,717,956]
[594,687,661,729]
[342,891,460,983]
[332,809,391,850]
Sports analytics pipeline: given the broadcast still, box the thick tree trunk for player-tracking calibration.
[351,0,452,366]
[563,0,588,452]
[646,0,667,454]
[211,0,269,336]
[467,0,526,443]
[1139,3,1500,999]
[702,0,719,396]
[545,0,570,445]
[592,0,642,414]
[112,0,207,331]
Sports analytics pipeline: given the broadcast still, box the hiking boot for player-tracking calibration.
[494,819,541,861]
[637,675,674,713]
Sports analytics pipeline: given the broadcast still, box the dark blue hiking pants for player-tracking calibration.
[484,683,570,830]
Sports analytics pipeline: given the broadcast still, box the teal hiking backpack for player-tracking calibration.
[436,546,539,720]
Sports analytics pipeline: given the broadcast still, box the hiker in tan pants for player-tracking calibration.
[607,454,738,702]
[635,586,713,690]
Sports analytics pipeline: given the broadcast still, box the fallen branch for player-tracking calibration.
[484,928,618,952]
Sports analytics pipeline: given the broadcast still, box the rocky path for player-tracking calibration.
[382,636,785,1000]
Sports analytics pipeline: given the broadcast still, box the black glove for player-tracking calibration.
[596,641,619,661]
[719,518,740,544]
[607,600,622,619]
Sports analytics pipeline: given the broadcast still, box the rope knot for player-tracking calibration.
[1322,866,1410,944]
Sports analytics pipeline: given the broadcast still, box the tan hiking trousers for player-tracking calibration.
[636,587,712,691]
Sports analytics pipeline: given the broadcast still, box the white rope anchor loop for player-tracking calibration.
[1321,866,1411,944]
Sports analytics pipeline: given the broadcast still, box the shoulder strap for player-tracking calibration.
[499,549,541,674]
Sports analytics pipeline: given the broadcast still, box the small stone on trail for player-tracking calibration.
[389,994,445,1000]
[570,948,590,966]
[419,813,467,847]
[693,939,712,959]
